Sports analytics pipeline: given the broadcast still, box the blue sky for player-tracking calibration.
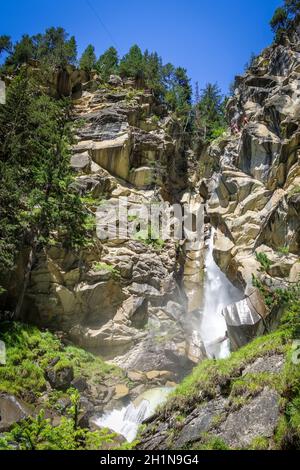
[1,0,282,94]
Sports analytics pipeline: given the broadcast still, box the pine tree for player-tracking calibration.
[0,36,12,56]
[0,71,86,315]
[163,65,192,117]
[195,83,226,142]
[5,35,36,67]
[35,27,77,67]
[79,44,96,71]
[143,50,163,96]
[270,7,289,38]
[270,1,300,40]
[119,45,144,80]
[96,47,119,81]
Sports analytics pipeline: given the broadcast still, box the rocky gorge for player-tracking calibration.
[0,15,300,451]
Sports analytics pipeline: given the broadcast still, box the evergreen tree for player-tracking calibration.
[96,47,119,81]
[0,36,12,56]
[270,7,289,38]
[164,65,192,117]
[195,83,226,142]
[35,27,77,67]
[143,50,163,96]
[0,71,86,314]
[5,35,36,67]
[79,44,96,71]
[119,45,145,80]
[2,27,78,70]
[270,1,300,40]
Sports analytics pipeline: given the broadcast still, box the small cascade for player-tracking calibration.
[200,229,243,359]
[94,387,172,443]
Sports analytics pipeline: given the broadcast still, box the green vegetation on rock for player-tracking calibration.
[0,322,120,399]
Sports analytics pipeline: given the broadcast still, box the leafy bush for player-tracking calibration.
[0,409,117,450]
[0,322,120,398]
[255,252,272,272]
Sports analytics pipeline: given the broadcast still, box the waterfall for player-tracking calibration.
[199,228,243,359]
[94,387,172,443]
[95,401,150,443]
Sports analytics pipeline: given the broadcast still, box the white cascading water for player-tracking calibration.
[95,229,243,442]
[199,228,243,359]
[94,387,172,443]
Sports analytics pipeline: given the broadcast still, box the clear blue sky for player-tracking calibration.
[1,0,282,94]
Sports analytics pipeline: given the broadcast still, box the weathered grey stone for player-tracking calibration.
[46,365,74,391]
[70,152,90,172]
[174,398,227,448]
[217,389,280,448]
[0,394,31,432]
[242,355,284,376]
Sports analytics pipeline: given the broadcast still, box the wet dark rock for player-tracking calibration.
[46,365,74,391]
[0,394,31,432]
[71,377,88,393]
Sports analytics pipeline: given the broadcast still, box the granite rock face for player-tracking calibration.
[206,34,300,345]
[18,81,191,375]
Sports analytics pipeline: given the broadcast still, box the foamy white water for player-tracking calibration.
[95,387,172,443]
[200,229,242,359]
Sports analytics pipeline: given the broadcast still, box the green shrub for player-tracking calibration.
[255,252,272,272]
[0,409,117,450]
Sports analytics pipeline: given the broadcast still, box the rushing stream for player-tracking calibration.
[95,228,243,442]
[199,228,243,359]
[94,387,172,443]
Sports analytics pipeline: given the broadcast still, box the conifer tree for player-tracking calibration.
[119,45,144,80]
[195,83,226,142]
[79,44,96,71]
[96,47,119,81]
[0,71,86,314]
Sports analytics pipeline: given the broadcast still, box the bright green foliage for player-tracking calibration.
[0,324,123,450]
[0,71,87,291]
[92,262,120,280]
[270,1,300,40]
[255,252,272,272]
[119,45,145,80]
[96,47,119,81]
[194,83,226,142]
[135,224,165,250]
[192,434,229,450]
[249,436,270,450]
[0,409,117,450]
[2,27,77,70]
[79,44,96,71]
[0,322,121,398]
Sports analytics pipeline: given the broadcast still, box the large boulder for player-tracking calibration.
[46,365,74,391]
[0,394,31,432]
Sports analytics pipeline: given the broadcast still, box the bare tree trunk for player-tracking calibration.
[14,243,35,321]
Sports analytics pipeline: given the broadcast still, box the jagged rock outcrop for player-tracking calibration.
[17,78,192,376]
[138,352,285,450]
[205,34,300,347]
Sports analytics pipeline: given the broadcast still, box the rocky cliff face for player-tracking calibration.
[137,34,300,450]
[16,76,194,381]
[205,35,300,347]
[2,29,300,448]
